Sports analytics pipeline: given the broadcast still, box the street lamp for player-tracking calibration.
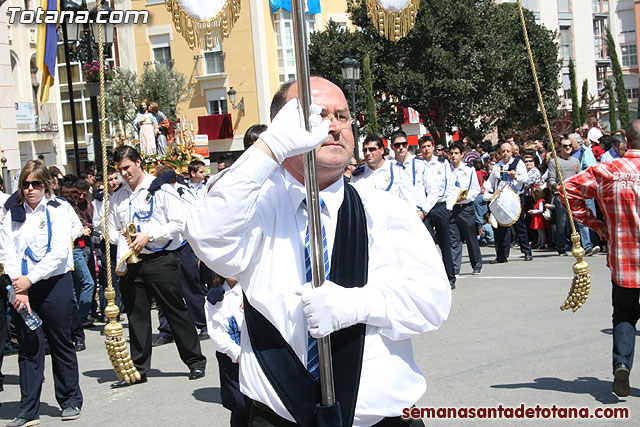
[61,0,115,175]
[227,87,245,114]
[341,57,361,160]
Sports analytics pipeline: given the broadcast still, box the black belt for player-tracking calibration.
[139,249,173,260]
[249,401,423,427]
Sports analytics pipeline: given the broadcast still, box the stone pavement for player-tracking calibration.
[0,246,638,426]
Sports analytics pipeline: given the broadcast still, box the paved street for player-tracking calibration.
[0,246,638,426]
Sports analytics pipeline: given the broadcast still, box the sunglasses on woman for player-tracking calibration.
[22,180,44,190]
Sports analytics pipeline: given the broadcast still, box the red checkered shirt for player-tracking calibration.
[562,149,640,288]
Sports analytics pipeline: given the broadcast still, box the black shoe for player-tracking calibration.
[449,280,456,290]
[152,336,174,347]
[524,254,533,261]
[490,258,508,264]
[198,330,209,340]
[6,417,39,427]
[472,268,482,275]
[110,374,147,389]
[189,367,205,380]
[613,364,630,397]
[74,341,86,352]
[558,251,568,256]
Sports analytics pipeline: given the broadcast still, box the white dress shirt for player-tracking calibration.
[395,154,430,212]
[600,147,620,163]
[451,163,481,205]
[0,192,8,206]
[188,179,207,200]
[350,159,421,211]
[423,156,458,211]
[205,281,244,362]
[186,147,451,426]
[0,195,73,283]
[483,156,528,196]
[108,173,185,253]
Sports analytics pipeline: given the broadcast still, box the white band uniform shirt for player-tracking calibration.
[108,173,185,253]
[185,147,451,426]
[0,195,73,283]
[188,179,207,200]
[423,156,458,211]
[451,163,481,205]
[483,157,528,196]
[205,282,244,362]
[350,159,422,211]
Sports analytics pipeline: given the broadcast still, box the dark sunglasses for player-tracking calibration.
[22,180,44,190]
[363,147,379,153]
[348,163,358,167]
[561,144,572,148]
[524,159,535,163]
[393,142,408,148]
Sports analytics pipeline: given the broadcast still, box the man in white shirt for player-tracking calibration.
[108,146,207,388]
[449,142,483,275]
[388,130,430,218]
[187,160,207,200]
[418,135,459,289]
[351,134,424,218]
[586,117,604,148]
[483,142,533,263]
[186,77,451,426]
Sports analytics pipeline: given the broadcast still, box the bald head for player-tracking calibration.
[625,120,640,149]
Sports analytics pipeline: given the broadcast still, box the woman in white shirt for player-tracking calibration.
[0,160,83,426]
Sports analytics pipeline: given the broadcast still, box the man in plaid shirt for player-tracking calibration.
[563,120,640,398]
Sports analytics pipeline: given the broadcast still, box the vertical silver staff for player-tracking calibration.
[291,0,336,407]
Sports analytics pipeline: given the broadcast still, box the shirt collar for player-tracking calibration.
[123,173,154,195]
[283,168,344,220]
[24,195,52,213]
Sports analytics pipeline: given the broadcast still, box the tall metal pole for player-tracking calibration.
[350,79,359,161]
[61,21,81,174]
[84,27,103,176]
[290,0,336,407]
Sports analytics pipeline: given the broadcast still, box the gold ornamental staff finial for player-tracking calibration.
[95,2,142,383]
[515,0,590,312]
[365,0,421,42]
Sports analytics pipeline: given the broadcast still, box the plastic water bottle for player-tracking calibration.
[6,285,42,330]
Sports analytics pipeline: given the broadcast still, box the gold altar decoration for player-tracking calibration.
[515,0,591,312]
[365,0,421,42]
[166,0,241,50]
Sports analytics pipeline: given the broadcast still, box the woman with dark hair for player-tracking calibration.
[0,160,83,426]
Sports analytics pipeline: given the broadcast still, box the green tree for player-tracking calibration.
[105,68,140,136]
[568,60,580,128]
[313,0,561,144]
[362,52,379,135]
[139,65,193,122]
[606,79,617,131]
[580,78,589,125]
[606,27,630,128]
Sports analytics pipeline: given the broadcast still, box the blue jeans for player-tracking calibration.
[553,196,571,253]
[612,281,639,371]
[71,246,95,322]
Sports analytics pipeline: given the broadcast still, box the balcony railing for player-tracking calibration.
[16,102,59,133]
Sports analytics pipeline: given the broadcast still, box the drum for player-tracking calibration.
[489,183,522,227]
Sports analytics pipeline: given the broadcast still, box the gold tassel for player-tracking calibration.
[365,0,421,42]
[166,0,241,50]
[560,233,591,312]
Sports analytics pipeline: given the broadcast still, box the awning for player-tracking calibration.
[270,0,321,14]
[198,114,234,140]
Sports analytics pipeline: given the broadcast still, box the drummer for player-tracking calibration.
[483,142,533,263]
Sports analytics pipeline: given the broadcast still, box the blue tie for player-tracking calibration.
[303,198,329,382]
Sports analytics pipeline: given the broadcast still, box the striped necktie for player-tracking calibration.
[302,198,329,381]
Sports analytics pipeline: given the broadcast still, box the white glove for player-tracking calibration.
[295,281,372,338]
[260,98,331,163]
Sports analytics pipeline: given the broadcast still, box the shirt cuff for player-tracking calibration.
[363,287,388,328]
[227,345,241,363]
[26,271,42,285]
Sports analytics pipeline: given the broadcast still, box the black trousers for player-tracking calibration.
[0,275,8,387]
[217,352,251,427]
[158,243,207,337]
[612,281,640,370]
[15,272,83,419]
[423,202,455,284]
[120,250,206,376]
[249,401,425,427]
[494,194,532,261]
[450,203,483,273]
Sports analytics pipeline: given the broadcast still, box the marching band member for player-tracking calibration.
[0,160,83,426]
[483,142,533,263]
[186,77,451,426]
[448,142,483,275]
[107,146,206,388]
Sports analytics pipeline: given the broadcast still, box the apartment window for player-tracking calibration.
[626,87,639,100]
[560,26,571,62]
[206,88,228,115]
[204,44,224,74]
[150,34,172,69]
[593,19,607,59]
[274,11,316,83]
[558,0,570,13]
[208,100,228,115]
[621,44,637,67]
[562,73,571,100]
[618,10,635,33]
